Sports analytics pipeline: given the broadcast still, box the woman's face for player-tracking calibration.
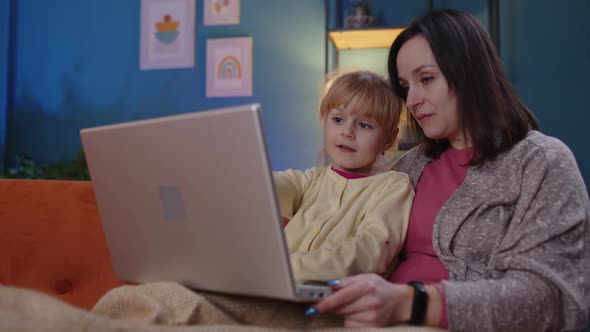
[396,35,468,149]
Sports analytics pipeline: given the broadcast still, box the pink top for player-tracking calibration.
[389,147,472,328]
[331,167,368,179]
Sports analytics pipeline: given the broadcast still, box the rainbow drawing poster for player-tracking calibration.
[206,37,252,97]
[140,0,195,70]
[204,0,240,26]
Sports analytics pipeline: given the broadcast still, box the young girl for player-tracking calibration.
[274,70,414,284]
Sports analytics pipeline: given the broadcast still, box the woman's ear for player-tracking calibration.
[384,127,399,150]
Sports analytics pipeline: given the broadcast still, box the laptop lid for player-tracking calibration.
[81,103,311,301]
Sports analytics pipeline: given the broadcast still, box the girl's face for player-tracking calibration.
[396,35,469,149]
[322,105,396,175]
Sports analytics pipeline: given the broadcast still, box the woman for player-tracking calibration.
[312,9,590,332]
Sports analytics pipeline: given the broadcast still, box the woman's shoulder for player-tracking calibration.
[526,130,573,153]
[390,145,430,185]
[480,131,586,196]
[503,130,577,166]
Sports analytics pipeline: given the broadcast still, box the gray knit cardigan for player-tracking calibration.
[393,131,590,332]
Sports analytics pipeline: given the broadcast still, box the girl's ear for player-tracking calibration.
[384,127,399,151]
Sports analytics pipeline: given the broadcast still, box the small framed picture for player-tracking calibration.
[206,37,252,97]
[140,0,196,70]
[204,0,240,26]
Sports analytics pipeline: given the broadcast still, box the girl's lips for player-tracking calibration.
[337,145,355,152]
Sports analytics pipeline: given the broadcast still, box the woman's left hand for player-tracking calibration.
[311,273,413,328]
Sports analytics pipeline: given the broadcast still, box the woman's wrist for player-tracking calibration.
[395,284,442,326]
[393,284,414,323]
[424,284,442,326]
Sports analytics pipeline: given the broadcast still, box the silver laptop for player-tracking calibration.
[80,103,331,302]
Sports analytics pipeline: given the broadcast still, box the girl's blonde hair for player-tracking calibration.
[319,70,401,134]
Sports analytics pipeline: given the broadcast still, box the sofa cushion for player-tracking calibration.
[0,179,125,309]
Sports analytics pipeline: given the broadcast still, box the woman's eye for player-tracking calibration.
[421,76,434,84]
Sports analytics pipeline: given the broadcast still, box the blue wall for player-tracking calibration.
[4,0,590,186]
[4,0,326,171]
[500,0,590,186]
[0,0,10,166]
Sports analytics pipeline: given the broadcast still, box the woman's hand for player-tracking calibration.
[311,273,414,328]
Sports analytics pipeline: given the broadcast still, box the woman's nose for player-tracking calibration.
[405,86,422,111]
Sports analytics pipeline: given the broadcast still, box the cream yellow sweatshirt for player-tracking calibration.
[273,167,414,283]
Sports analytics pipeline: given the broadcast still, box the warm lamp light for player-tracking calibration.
[328,28,405,50]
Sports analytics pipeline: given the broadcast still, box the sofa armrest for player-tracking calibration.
[0,179,125,309]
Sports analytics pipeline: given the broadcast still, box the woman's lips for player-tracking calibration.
[416,113,433,121]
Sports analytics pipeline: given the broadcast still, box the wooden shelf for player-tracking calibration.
[328,28,404,50]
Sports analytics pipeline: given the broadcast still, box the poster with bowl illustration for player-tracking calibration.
[140,0,195,70]
[206,37,252,97]
[204,0,240,26]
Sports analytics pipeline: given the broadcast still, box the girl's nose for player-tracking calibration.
[341,123,355,138]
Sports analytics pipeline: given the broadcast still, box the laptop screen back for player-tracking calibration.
[81,104,299,300]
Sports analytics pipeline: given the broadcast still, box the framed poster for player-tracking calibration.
[206,37,252,97]
[140,0,195,70]
[204,0,240,26]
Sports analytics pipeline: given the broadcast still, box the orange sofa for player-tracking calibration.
[0,179,126,310]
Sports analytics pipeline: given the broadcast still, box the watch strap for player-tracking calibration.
[408,281,427,325]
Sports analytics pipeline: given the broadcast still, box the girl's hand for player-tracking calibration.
[311,273,413,328]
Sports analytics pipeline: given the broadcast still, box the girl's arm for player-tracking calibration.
[273,168,315,219]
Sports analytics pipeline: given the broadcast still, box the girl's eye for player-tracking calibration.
[358,122,372,129]
[332,116,343,123]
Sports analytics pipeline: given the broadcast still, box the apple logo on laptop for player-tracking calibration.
[159,185,186,220]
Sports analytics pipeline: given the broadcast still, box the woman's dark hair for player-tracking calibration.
[388,9,539,165]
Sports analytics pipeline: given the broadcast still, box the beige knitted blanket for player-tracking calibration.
[0,282,446,332]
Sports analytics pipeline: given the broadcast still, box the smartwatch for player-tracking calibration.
[407,281,427,325]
